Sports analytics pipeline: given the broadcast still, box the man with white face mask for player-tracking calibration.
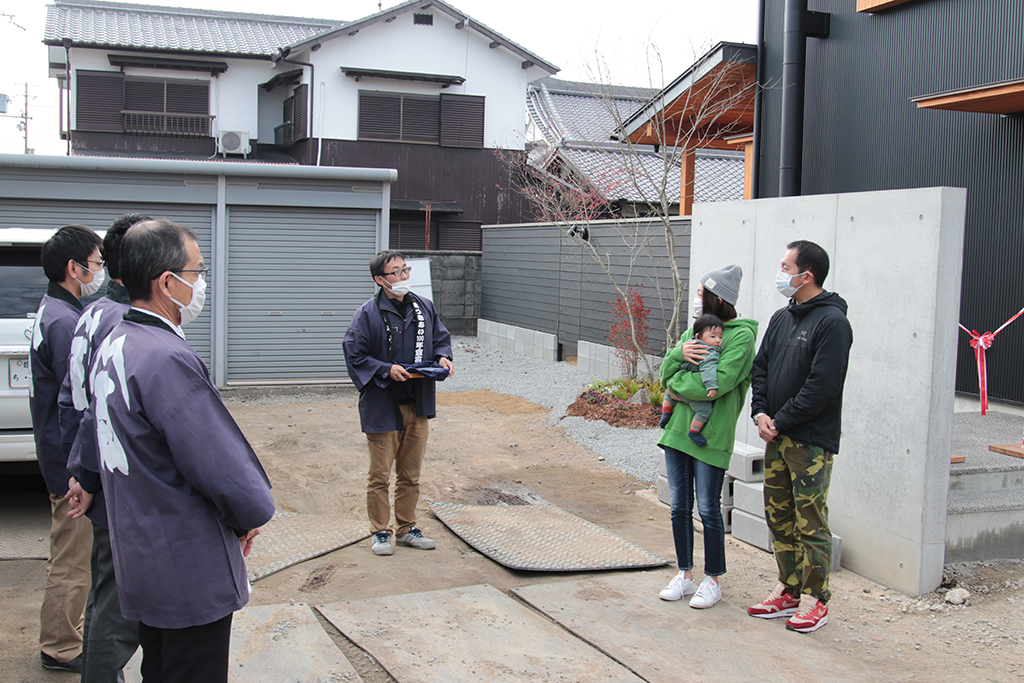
[89,219,274,683]
[344,250,453,557]
[30,224,103,673]
[747,240,852,634]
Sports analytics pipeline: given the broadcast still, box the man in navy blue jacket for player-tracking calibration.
[30,224,103,673]
[748,240,853,635]
[343,250,453,556]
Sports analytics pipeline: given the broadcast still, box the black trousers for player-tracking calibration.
[138,613,232,683]
[82,524,140,683]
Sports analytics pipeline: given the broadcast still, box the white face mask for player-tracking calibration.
[690,295,703,320]
[382,278,413,297]
[169,272,206,325]
[775,269,808,298]
[77,265,105,297]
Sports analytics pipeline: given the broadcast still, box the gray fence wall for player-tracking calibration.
[481,218,691,358]
[400,250,481,336]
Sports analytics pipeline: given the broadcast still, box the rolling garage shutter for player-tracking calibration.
[225,205,377,382]
[0,201,214,366]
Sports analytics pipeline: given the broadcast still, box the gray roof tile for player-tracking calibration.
[45,0,337,56]
[528,77,744,207]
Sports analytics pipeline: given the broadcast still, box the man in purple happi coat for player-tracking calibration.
[63,212,149,683]
[91,219,274,683]
[343,250,453,557]
[30,224,103,673]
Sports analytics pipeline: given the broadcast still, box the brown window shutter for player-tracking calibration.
[76,70,124,132]
[440,94,484,148]
[401,95,440,143]
[124,78,165,112]
[166,80,209,114]
[359,91,401,141]
[292,84,309,140]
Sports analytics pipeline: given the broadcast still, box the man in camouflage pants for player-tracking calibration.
[748,240,852,633]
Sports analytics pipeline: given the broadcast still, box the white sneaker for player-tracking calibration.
[689,576,722,609]
[659,572,698,601]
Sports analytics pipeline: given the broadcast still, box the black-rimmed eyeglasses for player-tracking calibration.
[174,266,211,280]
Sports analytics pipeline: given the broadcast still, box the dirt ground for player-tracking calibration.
[2,386,1023,682]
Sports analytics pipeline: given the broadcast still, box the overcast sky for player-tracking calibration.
[0,0,759,156]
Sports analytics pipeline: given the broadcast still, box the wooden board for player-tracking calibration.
[951,454,966,463]
[988,443,1024,459]
[125,603,358,682]
[319,584,643,683]
[512,572,884,683]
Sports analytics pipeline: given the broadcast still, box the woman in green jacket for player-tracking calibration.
[657,265,758,609]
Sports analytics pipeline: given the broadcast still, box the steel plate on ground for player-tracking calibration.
[245,510,367,582]
[512,572,883,683]
[125,602,358,682]
[0,492,50,560]
[426,500,668,571]
[319,584,643,683]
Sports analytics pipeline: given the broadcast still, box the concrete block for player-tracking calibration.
[657,474,670,506]
[658,449,667,478]
[732,509,771,552]
[727,443,765,483]
[694,504,733,533]
[734,481,765,518]
[832,534,842,573]
[515,339,526,355]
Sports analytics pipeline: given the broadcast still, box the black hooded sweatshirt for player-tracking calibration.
[750,291,853,454]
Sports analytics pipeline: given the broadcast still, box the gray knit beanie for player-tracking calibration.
[701,264,742,306]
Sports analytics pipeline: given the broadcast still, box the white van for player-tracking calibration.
[0,229,65,463]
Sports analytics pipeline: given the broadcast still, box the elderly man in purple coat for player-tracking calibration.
[90,219,274,683]
[343,250,453,557]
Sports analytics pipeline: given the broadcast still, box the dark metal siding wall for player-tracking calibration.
[757,0,1024,402]
[482,219,690,356]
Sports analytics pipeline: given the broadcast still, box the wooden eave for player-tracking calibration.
[912,77,1024,115]
[625,62,756,147]
[857,0,915,13]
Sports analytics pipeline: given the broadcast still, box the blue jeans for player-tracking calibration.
[664,446,726,576]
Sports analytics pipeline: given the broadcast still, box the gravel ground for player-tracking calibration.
[439,336,664,483]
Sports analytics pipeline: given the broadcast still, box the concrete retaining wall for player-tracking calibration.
[692,187,966,596]
[476,319,557,362]
[401,250,481,336]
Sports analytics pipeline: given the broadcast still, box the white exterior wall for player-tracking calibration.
[299,12,547,147]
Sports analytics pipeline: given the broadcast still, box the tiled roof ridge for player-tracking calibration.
[51,0,341,28]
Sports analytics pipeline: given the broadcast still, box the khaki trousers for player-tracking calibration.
[366,404,429,536]
[40,493,93,662]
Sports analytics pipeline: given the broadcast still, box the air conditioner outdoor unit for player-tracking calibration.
[218,130,251,158]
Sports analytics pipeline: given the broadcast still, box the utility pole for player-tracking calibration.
[1,83,33,154]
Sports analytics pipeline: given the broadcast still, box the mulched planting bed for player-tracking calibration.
[563,389,661,430]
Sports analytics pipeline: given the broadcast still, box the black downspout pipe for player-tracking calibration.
[752,0,766,199]
[779,0,807,197]
[280,54,315,165]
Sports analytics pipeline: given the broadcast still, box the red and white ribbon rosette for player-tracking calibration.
[959,304,1024,416]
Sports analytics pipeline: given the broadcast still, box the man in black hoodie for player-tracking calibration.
[746,240,852,634]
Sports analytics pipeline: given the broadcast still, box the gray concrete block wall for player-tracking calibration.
[476,319,557,362]
[692,187,966,595]
[403,250,481,336]
[578,340,663,381]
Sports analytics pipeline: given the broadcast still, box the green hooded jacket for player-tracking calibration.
[658,317,759,470]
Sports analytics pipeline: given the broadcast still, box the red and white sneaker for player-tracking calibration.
[785,594,829,633]
[747,583,800,619]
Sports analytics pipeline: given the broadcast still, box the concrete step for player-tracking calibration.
[945,487,1024,563]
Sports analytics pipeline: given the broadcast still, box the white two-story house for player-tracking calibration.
[44,0,559,247]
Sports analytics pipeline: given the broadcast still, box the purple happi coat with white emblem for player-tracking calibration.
[92,310,274,629]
